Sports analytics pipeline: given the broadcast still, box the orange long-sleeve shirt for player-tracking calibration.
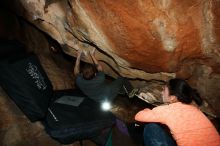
[135,102,220,146]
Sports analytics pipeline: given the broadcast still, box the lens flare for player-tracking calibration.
[101,101,111,111]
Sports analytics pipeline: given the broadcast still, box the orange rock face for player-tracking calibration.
[11,0,219,74]
[77,0,205,72]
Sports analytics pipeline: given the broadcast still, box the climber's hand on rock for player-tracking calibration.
[77,49,83,57]
[90,48,96,56]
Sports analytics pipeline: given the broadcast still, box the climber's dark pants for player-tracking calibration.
[107,77,133,101]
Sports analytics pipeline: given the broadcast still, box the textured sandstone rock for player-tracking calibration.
[14,0,219,72]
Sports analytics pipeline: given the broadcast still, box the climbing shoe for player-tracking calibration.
[128,88,139,98]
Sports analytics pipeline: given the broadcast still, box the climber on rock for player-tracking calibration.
[73,48,138,104]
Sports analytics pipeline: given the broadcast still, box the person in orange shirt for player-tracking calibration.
[135,78,220,146]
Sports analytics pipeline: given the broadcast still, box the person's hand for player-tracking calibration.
[77,49,83,58]
[89,48,96,56]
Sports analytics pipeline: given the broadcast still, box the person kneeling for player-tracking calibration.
[135,78,220,146]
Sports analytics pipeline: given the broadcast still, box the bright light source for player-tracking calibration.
[101,101,111,111]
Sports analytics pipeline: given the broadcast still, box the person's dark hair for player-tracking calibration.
[167,78,202,106]
[81,63,96,80]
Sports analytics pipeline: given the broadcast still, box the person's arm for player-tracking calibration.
[89,48,103,72]
[74,50,82,76]
[135,106,167,123]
